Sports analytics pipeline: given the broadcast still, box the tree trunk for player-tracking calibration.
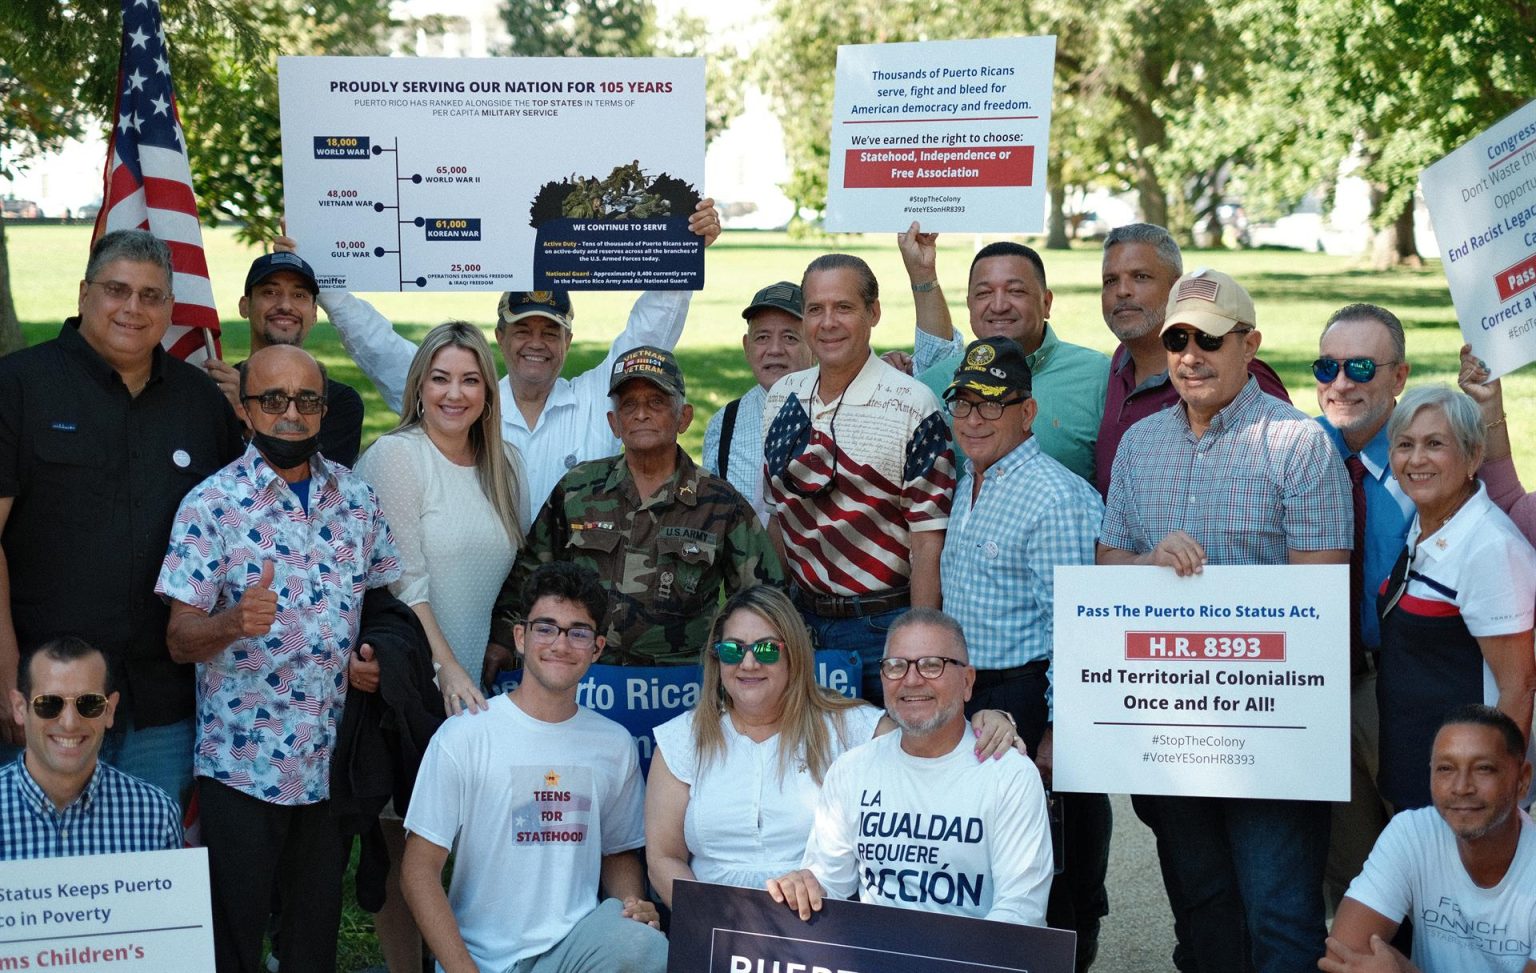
[1046,178,1070,250]
[1368,187,1422,270]
[1393,196,1422,266]
[0,218,25,358]
[1123,99,1169,230]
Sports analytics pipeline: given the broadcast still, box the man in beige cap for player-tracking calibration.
[1097,269,1352,973]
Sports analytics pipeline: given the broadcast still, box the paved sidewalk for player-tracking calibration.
[1094,793,1178,973]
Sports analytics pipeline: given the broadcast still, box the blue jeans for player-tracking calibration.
[799,605,905,704]
[101,716,196,808]
[1139,794,1327,973]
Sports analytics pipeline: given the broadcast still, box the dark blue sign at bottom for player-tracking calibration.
[668,880,1076,973]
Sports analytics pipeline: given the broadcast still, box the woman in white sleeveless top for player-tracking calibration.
[646,585,1019,903]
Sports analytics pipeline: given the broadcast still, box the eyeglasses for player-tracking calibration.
[945,396,1028,421]
[524,619,598,650]
[1312,357,1396,384]
[29,693,109,720]
[713,638,783,665]
[879,656,967,681]
[242,390,327,415]
[87,279,172,309]
[1161,327,1252,353]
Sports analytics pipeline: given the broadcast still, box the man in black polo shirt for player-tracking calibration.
[203,251,365,466]
[0,229,243,804]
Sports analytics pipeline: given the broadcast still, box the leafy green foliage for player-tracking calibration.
[500,0,657,58]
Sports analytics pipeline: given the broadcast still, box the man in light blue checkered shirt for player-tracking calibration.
[938,335,1107,971]
[2,636,182,861]
[1098,269,1351,973]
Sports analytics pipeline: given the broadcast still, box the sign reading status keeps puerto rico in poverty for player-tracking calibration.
[1421,97,1536,380]
[0,848,214,972]
[278,56,704,293]
[824,36,1056,233]
[1052,565,1350,802]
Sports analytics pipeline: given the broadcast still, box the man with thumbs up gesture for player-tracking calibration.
[157,345,400,973]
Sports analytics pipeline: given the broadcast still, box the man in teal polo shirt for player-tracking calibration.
[897,223,1108,483]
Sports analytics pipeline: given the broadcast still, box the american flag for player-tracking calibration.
[93,0,220,363]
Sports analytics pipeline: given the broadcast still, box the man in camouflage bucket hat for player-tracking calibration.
[494,346,783,664]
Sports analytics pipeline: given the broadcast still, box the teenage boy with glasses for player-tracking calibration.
[939,336,1107,971]
[2,636,182,860]
[403,562,667,973]
[767,608,1054,928]
[1312,303,1415,911]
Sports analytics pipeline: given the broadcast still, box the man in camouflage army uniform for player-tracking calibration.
[492,346,782,665]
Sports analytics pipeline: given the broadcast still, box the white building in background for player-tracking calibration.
[390,0,508,56]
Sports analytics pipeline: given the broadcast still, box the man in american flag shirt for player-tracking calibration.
[156,345,399,973]
[763,253,956,703]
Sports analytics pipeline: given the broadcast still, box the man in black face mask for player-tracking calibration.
[157,344,402,972]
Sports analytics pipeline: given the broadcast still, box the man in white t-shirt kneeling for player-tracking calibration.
[1323,704,1536,973]
[401,562,665,973]
[767,608,1054,926]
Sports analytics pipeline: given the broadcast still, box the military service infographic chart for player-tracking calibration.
[1053,565,1350,802]
[278,56,704,293]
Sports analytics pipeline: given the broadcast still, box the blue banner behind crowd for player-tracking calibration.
[494,650,861,773]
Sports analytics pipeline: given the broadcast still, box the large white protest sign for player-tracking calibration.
[1421,98,1536,380]
[824,36,1056,233]
[0,848,213,971]
[279,56,704,293]
[1053,565,1349,801]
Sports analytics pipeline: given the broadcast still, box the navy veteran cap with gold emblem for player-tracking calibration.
[944,336,1032,402]
[497,289,574,331]
[609,345,686,398]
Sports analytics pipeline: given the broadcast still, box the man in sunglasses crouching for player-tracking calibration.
[2,636,182,859]
[157,345,401,973]
[768,609,1054,927]
[1098,270,1352,973]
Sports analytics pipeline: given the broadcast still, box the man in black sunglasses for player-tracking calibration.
[1312,303,1413,912]
[1095,223,1291,499]
[157,344,401,972]
[202,252,364,466]
[2,636,182,860]
[1099,269,1353,973]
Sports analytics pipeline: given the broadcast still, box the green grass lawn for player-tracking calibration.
[8,222,1535,970]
